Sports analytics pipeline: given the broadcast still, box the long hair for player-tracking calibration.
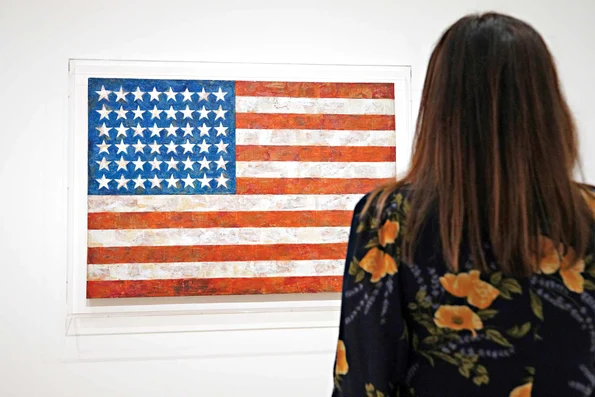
[364,12,593,276]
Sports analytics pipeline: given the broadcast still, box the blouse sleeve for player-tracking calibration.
[332,194,410,397]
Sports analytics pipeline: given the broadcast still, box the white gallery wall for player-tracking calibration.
[1,0,594,396]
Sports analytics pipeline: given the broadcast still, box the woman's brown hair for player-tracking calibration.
[364,12,593,276]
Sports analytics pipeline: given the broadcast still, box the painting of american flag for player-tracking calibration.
[86,78,396,298]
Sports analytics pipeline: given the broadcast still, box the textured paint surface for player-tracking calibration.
[235,81,394,99]
[88,226,350,247]
[88,243,348,264]
[89,210,352,229]
[88,260,344,281]
[86,79,396,298]
[236,113,395,130]
[236,146,396,162]
[87,276,343,298]
[235,178,389,194]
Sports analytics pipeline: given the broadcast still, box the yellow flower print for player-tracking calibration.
[466,271,501,309]
[509,382,532,397]
[537,237,562,275]
[379,220,399,247]
[360,248,398,283]
[537,237,585,293]
[434,305,483,337]
[440,270,500,309]
[335,340,349,375]
[440,272,473,298]
[560,255,585,294]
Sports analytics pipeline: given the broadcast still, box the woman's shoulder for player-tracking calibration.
[354,183,413,223]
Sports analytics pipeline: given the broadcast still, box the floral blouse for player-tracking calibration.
[332,188,595,397]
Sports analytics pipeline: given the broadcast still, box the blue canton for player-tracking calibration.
[87,78,236,195]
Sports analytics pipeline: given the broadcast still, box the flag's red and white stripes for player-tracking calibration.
[87,81,396,298]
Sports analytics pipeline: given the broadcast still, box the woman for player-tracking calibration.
[332,12,595,397]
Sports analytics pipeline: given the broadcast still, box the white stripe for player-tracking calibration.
[236,96,394,115]
[88,260,344,280]
[236,129,396,147]
[88,194,363,213]
[88,226,350,247]
[236,161,395,178]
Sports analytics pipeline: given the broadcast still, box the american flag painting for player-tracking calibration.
[86,78,396,298]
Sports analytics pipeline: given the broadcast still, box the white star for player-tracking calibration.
[198,139,211,153]
[115,106,128,120]
[165,106,177,119]
[116,175,130,190]
[198,123,211,137]
[115,140,130,154]
[96,157,111,171]
[149,158,162,170]
[215,140,229,153]
[132,123,146,137]
[96,175,111,190]
[197,106,211,119]
[150,105,163,119]
[132,139,146,153]
[133,175,146,189]
[180,105,194,119]
[182,157,195,170]
[96,140,110,154]
[165,141,178,154]
[198,174,212,188]
[197,88,210,102]
[115,156,130,171]
[198,156,211,170]
[96,104,112,120]
[214,123,228,136]
[213,87,227,102]
[132,87,145,101]
[149,123,162,137]
[149,141,162,154]
[181,140,195,154]
[148,87,161,101]
[132,106,146,119]
[164,88,177,101]
[115,123,128,138]
[165,157,179,171]
[181,88,194,101]
[149,175,163,189]
[215,173,230,188]
[181,123,194,136]
[165,125,178,137]
[132,157,146,171]
[96,123,112,137]
[96,85,111,101]
[213,105,227,120]
[115,86,129,102]
[182,174,196,188]
[215,155,228,170]
[166,175,180,188]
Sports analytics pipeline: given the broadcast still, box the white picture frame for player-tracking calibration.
[66,59,413,337]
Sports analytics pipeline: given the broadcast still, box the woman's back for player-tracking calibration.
[333,188,595,396]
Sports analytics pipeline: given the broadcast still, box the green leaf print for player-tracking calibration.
[530,290,544,321]
[477,309,499,320]
[486,329,513,347]
[507,322,531,338]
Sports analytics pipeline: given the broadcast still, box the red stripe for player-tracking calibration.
[236,113,395,130]
[88,210,352,229]
[236,146,395,162]
[87,276,343,298]
[88,243,347,264]
[236,178,386,194]
[235,81,394,99]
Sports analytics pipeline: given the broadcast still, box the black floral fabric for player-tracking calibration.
[332,188,595,397]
